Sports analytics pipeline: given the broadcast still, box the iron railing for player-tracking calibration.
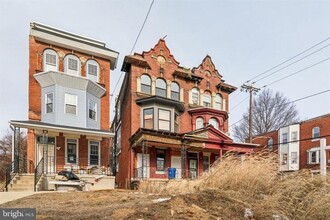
[34,158,44,192]
[134,166,193,180]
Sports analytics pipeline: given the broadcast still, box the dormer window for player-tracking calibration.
[141,74,151,94]
[171,82,180,101]
[215,94,222,110]
[203,92,211,107]
[86,60,99,82]
[156,78,167,98]
[43,49,58,71]
[64,54,80,76]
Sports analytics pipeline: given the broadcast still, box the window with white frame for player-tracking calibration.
[141,74,151,94]
[291,152,298,164]
[65,93,77,115]
[312,127,320,139]
[45,93,54,114]
[282,153,288,165]
[203,92,211,107]
[88,100,97,120]
[291,131,298,142]
[64,54,80,76]
[89,141,99,166]
[196,117,204,129]
[171,82,180,101]
[215,94,222,110]
[282,133,288,144]
[43,49,58,71]
[192,88,199,105]
[209,118,219,129]
[66,139,77,163]
[86,60,99,82]
[158,109,171,131]
[268,138,273,151]
[308,149,320,164]
[116,125,121,155]
[156,78,167,97]
[143,108,154,129]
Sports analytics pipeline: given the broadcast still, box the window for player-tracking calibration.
[143,108,154,129]
[215,94,222,110]
[64,54,80,76]
[308,149,320,164]
[174,113,179,133]
[116,100,120,121]
[282,133,288,144]
[203,92,211,107]
[171,82,180,101]
[116,125,121,154]
[65,93,77,115]
[66,139,77,163]
[282,153,287,165]
[158,109,171,131]
[45,93,54,114]
[209,118,219,129]
[192,88,199,105]
[312,127,320,139]
[43,49,58,71]
[291,152,298,164]
[268,138,273,151]
[141,74,151,94]
[89,141,99,166]
[86,60,99,82]
[156,149,165,171]
[156,78,167,97]
[88,100,97,120]
[291,131,298,142]
[196,117,204,129]
[203,156,210,171]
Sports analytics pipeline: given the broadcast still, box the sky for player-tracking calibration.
[0,0,329,138]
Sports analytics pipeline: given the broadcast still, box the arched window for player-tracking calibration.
[196,117,204,129]
[209,118,219,129]
[171,82,180,100]
[156,78,166,97]
[312,127,320,138]
[203,91,211,107]
[43,49,58,72]
[86,60,99,82]
[268,138,273,151]
[64,54,80,76]
[215,94,222,110]
[192,88,199,105]
[141,74,151,94]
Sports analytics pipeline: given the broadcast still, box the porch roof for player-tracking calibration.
[10,120,114,137]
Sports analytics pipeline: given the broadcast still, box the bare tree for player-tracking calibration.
[233,89,299,142]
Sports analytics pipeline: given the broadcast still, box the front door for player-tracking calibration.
[37,144,55,174]
[171,156,182,179]
[189,159,198,179]
[137,153,150,179]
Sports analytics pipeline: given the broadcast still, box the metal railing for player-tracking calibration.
[34,158,44,191]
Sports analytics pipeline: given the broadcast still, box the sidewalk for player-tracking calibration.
[0,191,37,205]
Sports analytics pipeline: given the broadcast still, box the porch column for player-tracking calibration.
[219,148,223,162]
[142,141,147,180]
[181,143,187,179]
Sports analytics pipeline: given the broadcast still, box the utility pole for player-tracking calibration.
[241,83,260,143]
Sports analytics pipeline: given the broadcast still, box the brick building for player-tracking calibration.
[10,22,118,180]
[112,39,257,188]
[252,113,330,171]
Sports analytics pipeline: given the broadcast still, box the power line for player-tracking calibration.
[229,89,330,128]
[230,96,249,111]
[246,37,330,83]
[263,57,330,88]
[110,0,155,105]
[253,43,330,83]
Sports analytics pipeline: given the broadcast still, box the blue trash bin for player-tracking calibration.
[168,167,176,179]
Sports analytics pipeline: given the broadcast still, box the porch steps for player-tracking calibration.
[7,174,41,192]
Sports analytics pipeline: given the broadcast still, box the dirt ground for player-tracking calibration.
[0,189,243,220]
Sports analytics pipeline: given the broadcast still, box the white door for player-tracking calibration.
[37,144,55,173]
[171,156,182,179]
[137,153,150,178]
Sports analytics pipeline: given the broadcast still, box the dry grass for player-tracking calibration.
[140,152,330,219]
